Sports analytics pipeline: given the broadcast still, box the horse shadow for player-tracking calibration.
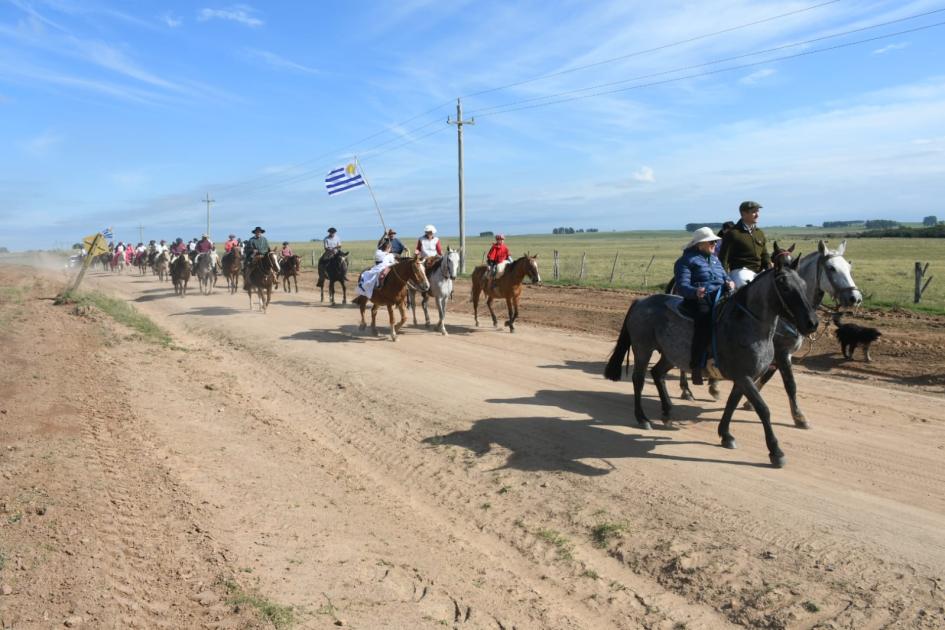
[272,300,310,307]
[486,389,715,427]
[281,325,366,343]
[134,292,178,302]
[408,322,476,336]
[422,416,766,475]
[170,306,241,317]
[538,360,608,376]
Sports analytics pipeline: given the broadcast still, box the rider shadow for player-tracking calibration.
[486,389,714,427]
[134,292,178,303]
[422,416,766,475]
[537,360,608,376]
[281,325,366,343]
[271,300,310,307]
[408,322,475,336]
[170,306,241,317]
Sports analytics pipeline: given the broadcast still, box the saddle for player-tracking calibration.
[666,299,693,322]
[377,266,393,289]
[424,256,442,276]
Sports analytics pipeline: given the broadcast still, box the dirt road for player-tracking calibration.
[2,265,943,629]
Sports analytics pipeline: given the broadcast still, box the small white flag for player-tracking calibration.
[325,163,366,196]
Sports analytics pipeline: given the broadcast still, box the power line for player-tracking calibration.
[461,0,843,99]
[468,8,945,118]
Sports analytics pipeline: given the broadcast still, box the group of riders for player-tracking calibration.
[674,200,773,385]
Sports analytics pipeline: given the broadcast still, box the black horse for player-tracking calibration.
[318,250,349,305]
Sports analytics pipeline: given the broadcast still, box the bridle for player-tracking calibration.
[816,253,859,305]
[391,259,429,293]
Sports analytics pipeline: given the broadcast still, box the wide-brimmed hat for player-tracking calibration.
[739,200,762,213]
[327,227,337,233]
[424,224,436,234]
[282,241,289,245]
[201,234,208,239]
[387,228,397,235]
[496,234,505,240]
[252,226,265,234]
[228,233,236,238]
[685,226,722,249]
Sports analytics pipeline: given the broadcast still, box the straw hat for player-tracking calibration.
[685,226,722,249]
[424,224,436,234]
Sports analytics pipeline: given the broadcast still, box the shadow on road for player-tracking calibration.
[170,306,242,317]
[422,416,767,475]
[486,389,714,425]
[538,360,607,376]
[281,325,367,343]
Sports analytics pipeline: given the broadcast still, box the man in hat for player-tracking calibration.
[415,225,442,260]
[245,227,269,262]
[224,233,240,253]
[378,228,406,256]
[675,227,735,385]
[317,227,342,288]
[719,201,771,289]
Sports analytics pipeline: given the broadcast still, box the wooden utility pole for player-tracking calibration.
[609,252,620,283]
[202,193,215,238]
[915,262,933,303]
[137,224,144,244]
[448,98,474,274]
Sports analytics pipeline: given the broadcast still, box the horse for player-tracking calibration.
[470,254,541,333]
[170,255,191,297]
[408,248,461,336]
[194,252,215,295]
[244,250,280,312]
[353,256,430,341]
[604,261,818,468]
[95,252,111,272]
[675,241,797,402]
[153,250,170,283]
[318,250,349,305]
[111,250,125,273]
[280,255,301,293]
[221,247,242,294]
[135,251,149,275]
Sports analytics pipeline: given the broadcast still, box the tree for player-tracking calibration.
[923,215,938,227]
[864,219,899,229]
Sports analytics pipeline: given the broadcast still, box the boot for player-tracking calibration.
[691,366,704,386]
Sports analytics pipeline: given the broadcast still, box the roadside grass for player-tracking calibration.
[223,579,294,628]
[536,528,574,561]
[589,521,628,548]
[55,290,173,347]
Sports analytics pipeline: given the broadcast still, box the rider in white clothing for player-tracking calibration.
[357,242,397,298]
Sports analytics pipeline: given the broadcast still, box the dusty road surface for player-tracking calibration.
[1,263,944,629]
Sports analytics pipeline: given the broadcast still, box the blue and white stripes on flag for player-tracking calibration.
[325,163,366,196]
[102,227,114,239]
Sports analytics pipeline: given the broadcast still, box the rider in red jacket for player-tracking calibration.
[485,234,510,290]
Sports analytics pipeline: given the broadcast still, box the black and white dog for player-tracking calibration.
[832,313,881,362]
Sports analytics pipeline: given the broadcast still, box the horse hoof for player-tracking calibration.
[390,336,397,342]
[709,389,721,402]
[721,437,737,449]
[661,409,672,420]
[794,419,810,430]
[769,454,786,468]
[680,390,694,401]
[637,420,652,430]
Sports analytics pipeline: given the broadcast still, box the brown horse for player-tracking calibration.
[244,250,280,312]
[353,256,430,341]
[134,251,149,275]
[170,255,191,297]
[221,247,241,294]
[471,254,541,333]
[280,255,301,293]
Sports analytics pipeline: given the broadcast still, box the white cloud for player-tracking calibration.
[739,68,776,85]
[162,13,183,28]
[24,129,63,156]
[198,5,263,28]
[872,42,909,55]
[631,166,655,183]
[245,49,318,74]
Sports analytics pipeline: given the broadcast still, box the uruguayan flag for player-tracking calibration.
[325,163,366,196]
[102,227,114,239]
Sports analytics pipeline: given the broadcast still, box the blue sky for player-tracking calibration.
[2,0,945,249]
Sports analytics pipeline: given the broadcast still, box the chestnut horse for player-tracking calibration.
[471,254,541,333]
[280,254,301,293]
[353,256,430,341]
[244,250,280,312]
[221,247,241,294]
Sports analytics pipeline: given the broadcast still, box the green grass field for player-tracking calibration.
[281,227,944,313]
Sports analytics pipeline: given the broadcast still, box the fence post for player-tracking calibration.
[312,249,316,269]
[915,261,933,303]
[579,252,586,281]
[609,252,619,283]
[643,254,656,288]
[553,250,559,280]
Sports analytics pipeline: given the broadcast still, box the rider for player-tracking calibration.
[416,225,442,260]
[280,241,294,259]
[357,239,397,298]
[224,233,239,253]
[719,201,771,289]
[378,228,406,256]
[318,227,342,287]
[674,227,735,386]
[244,226,270,283]
[485,234,511,291]
[169,238,187,262]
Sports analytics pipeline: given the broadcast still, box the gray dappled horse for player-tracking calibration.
[604,262,818,467]
[194,252,215,295]
[408,247,461,336]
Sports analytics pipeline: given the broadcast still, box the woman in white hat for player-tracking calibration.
[415,224,442,260]
[674,226,735,384]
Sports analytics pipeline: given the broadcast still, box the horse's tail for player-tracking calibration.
[604,301,636,382]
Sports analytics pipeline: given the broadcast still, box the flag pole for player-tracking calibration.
[354,155,388,234]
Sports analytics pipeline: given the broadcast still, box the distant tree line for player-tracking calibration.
[923,215,939,226]
[860,224,945,238]
[822,220,864,228]
[552,227,599,234]
[684,223,723,232]
[864,219,899,229]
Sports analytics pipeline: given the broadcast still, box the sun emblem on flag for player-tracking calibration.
[345,163,357,177]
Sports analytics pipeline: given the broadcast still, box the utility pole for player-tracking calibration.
[137,224,144,244]
[202,193,215,238]
[448,98,474,274]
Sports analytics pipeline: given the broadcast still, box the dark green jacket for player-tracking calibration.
[719,220,770,272]
[245,236,270,259]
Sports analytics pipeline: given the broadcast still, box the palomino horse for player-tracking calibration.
[170,255,192,297]
[471,254,541,333]
[408,248,461,335]
[280,255,301,293]
[194,252,216,295]
[354,256,430,341]
[153,250,170,283]
[244,251,280,312]
[604,261,818,467]
[318,250,349,305]
[221,247,241,294]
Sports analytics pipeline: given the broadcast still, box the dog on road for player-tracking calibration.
[832,313,881,362]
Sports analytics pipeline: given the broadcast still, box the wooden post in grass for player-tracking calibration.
[312,249,316,269]
[553,250,559,280]
[642,254,656,288]
[579,252,586,281]
[915,262,933,303]
[609,252,619,283]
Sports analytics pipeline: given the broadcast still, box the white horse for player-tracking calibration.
[408,247,461,336]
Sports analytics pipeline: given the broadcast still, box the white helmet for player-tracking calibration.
[424,224,437,234]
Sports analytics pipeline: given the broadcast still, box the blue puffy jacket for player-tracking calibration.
[674,247,730,300]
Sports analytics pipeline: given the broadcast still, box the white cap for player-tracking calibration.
[685,226,722,249]
[424,224,436,234]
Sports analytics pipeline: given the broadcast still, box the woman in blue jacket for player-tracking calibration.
[674,227,735,385]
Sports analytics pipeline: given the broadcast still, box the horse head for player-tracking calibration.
[523,252,542,286]
[265,250,281,274]
[771,241,797,270]
[816,239,862,307]
[410,255,431,292]
[445,247,460,280]
[772,266,818,335]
